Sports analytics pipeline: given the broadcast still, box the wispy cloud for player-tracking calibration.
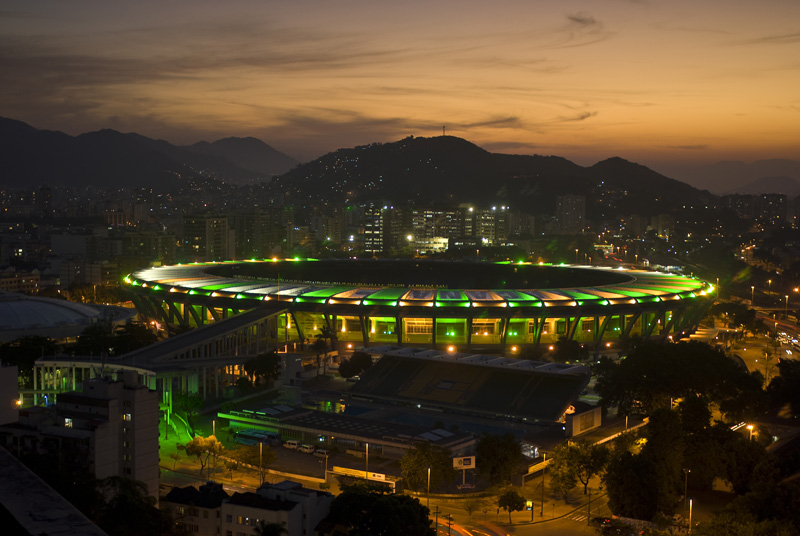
[735,32,800,45]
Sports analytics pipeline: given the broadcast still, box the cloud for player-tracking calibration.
[567,14,598,26]
[550,12,613,48]
[459,116,523,129]
[735,32,800,46]
[561,111,597,122]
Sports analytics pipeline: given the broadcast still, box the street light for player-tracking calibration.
[751,286,755,306]
[575,249,579,264]
[427,467,431,509]
[540,453,547,516]
[683,468,691,509]
[747,424,754,441]
[688,499,694,534]
[259,442,264,486]
[785,295,789,317]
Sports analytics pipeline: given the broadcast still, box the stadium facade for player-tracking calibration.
[124,259,715,354]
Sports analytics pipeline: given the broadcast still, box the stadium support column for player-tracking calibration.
[360,315,369,348]
[396,315,402,345]
[323,313,339,351]
[594,315,611,356]
[499,317,508,354]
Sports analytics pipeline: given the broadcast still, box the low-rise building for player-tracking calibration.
[163,480,333,536]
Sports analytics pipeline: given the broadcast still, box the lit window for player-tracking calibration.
[123,413,132,421]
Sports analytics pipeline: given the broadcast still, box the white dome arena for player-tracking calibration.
[0,291,136,342]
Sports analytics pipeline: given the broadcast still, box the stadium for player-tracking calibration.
[124,259,715,355]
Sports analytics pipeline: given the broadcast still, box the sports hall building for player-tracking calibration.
[124,259,715,355]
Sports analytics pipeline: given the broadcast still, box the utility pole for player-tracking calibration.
[540,453,546,516]
[587,487,592,525]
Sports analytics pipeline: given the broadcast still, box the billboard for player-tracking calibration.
[453,456,476,469]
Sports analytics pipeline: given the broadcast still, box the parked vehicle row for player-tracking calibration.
[282,440,330,458]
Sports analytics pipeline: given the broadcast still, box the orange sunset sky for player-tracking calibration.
[1,0,798,171]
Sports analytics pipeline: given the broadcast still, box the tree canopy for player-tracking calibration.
[476,433,523,485]
[338,351,373,379]
[182,436,225,479]
[325,484,434,536]
[400,442,455,492]
[594,341,765,420]
[244,351,281,385]
[497,489,526,524]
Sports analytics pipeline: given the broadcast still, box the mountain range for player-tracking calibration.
[2,116,797,213]
[0,117,298,190]
[267,135,712,216]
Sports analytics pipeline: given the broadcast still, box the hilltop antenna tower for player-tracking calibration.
[442,126,446,136]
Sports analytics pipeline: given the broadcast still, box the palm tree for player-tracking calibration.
[254,520,288,536]
[312,336,327,376]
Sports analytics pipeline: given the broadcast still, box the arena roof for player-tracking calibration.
[0,291,136,342]
[126,259,713,310]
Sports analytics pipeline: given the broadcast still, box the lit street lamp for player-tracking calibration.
[427,467,431,509]
[683,468,691,509]
[575,249,579,264]
[540,453,547,516]
[751,286,755,306]
[747,424,755,441]
[785,295,789,317]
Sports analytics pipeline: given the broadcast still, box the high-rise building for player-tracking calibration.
[0,371,159,500]
[363,204,384,254]
[182,213,234,261]
[56,371,159,498]
[555,195,586,234]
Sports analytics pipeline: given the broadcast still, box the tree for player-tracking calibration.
[552,440,611,495]
[94,476,178,536]
[497,489,526,524]
[312,336,327,376]
[73,323,115,357]
[254,520,288,536]
[325,484,434,536]
[112,322,158,354]
[244,350,281,385]
[228,443,277,475]
[400,442,456,492]
[476,433,523,485]
[553,337,587,363]
[0,335,57,388]
[463,498,485,521]
[183,436,225,479]
[173,392,204,425]
[594,341,762,417]
[224,460,239,481]
[338,351,373,379]
[767,359,800,417]
[548,444,578,501]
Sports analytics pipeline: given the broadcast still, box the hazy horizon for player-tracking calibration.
[2,1,799,179]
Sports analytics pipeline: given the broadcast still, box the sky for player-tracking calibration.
[1,0,799,171]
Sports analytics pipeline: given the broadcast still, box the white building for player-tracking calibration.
[164,480,334,536]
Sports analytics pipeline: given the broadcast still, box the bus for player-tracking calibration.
[233,429,280,446]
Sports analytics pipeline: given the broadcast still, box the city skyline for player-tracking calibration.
[1,1,798,171]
